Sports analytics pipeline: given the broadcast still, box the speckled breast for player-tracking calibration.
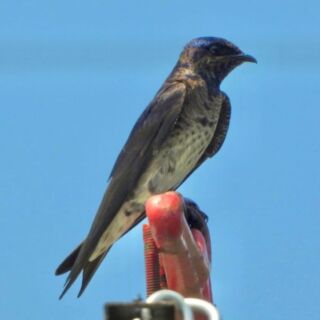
[145,92,224,193]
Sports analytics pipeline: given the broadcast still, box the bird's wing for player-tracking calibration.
[200,92,231,158]
[59,81,187,298]
[177,92,231,187]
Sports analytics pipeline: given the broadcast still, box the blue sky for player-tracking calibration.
[1,1,320,319]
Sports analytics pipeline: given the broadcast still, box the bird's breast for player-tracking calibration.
[141,93,224,194]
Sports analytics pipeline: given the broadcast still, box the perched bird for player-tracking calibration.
[56,36,256,298]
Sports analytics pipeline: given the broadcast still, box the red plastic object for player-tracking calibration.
[143,192,213,303]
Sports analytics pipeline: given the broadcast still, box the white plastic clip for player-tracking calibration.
[146,289,220,320]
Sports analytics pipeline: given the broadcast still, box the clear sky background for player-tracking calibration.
[1,1,319,319]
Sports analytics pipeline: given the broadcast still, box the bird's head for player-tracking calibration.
[179,37,256,84]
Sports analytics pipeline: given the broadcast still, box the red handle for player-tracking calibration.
[143,192,213,303]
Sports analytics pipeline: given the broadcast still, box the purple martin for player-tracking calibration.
[56,36,256,298]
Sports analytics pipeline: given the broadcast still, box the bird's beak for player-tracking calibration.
[235,53,257,63]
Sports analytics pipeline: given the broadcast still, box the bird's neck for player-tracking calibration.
[197,68,220,88]
[167,62,220,97]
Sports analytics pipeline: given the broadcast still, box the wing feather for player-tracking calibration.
[201,93,231,159]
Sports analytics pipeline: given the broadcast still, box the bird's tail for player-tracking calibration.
[55,243,83,276]
[55,243,111,298]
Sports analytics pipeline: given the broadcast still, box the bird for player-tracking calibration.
[55,36,256,298]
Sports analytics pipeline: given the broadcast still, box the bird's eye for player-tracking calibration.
[209,46,217,54]
[209,45,240,57]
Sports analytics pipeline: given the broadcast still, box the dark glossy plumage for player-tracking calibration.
[56,36,256,298]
